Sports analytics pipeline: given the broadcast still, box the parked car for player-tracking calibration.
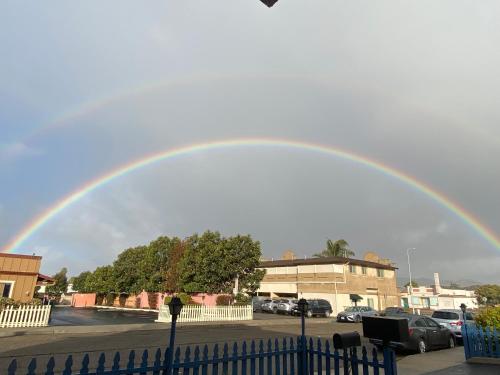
[291,299,333,318]
[337,306,378,322]
[261,299,281,314]
[252,298,271,313]
[370,315,456,353]
[277,299,298,315]
[431,309,474,342]
[381,307,406,316]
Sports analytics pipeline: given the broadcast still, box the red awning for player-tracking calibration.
[37,273,55,285]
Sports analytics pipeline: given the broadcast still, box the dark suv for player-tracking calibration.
[292,299,333,318]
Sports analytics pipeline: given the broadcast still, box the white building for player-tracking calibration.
[400,273,478,310]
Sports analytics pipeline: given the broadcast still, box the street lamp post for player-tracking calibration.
[297,298,309,375]
[406,248,416,313]
[167,297,184,375]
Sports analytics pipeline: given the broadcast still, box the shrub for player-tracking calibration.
[105,293,117,306]
[164,293,197,306]
[0,298,42,311]
[475,306,500,329]
[234,293,251,306]
[216,295,233,306]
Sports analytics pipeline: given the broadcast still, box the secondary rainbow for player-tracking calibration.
[3,138,500,253]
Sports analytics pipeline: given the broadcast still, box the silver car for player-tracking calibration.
[337,306,378,322]
[277,299,298,315]
[431,309,474,340]
[261,299,281,314]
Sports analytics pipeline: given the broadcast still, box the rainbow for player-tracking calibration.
[3,138,500,253]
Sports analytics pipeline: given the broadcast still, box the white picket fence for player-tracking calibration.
[156,304,253,323]
[0,305,51,328]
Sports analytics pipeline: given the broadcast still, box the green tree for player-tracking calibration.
[84,266,115,295]
[70,271,92,292]
[46,267,68,295]
[178,231,264,294]
[314,239,355,258]
[404,281,419,288]
[112,237,172,294]
[164,239,187,292]
[475,284,500,306]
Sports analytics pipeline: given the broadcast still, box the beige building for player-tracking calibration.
[0,253,53,302]
[400,273,478,311]
[257,251,399,315]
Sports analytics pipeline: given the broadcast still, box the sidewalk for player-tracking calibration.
[397,347,499,375]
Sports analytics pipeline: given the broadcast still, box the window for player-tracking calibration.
[0,282,13,298]
[361,266,367,275]
[414,319,427,328]
[424,318,440,328]
[349,265,357,273]
[377,269,384,277]
[432,311,460,320]
[367,298,374,309]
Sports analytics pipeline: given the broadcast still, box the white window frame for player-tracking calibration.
[0,280,15,299]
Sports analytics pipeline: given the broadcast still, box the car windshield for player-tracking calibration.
[432,311,460,320]
[344,307,358,312]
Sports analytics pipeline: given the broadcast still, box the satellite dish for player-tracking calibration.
[260,0,279,7]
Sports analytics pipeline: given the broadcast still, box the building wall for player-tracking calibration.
[258,262,399,315]
[0,254,41,302]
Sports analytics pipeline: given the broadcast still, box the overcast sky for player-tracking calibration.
[1,1,499,284]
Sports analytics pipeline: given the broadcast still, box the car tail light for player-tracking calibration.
[409,328,414,336]
[450,321,463,326]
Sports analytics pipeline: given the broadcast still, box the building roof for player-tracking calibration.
[37,273,55,284]
[259,256,397,270]
[0,253,42,260]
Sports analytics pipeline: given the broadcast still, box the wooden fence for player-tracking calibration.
[0,305,51,328]
[463,325,500,359]
[157,305,253,323]
[6,337,396,375]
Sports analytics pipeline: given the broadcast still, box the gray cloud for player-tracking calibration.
[1,1,500,284]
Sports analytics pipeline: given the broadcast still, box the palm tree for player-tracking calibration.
[314,239,355,258]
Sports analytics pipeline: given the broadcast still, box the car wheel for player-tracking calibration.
[272,307,278,314]
[417,339,427,354]
[448,336,455,349]
[324,311,331,318]
[306,310,313,318]
[355,315,361,323]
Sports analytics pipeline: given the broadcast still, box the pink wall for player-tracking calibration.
[72,293,96,307]
[72,292,226,309]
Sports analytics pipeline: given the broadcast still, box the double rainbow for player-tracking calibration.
[3,138,499,253]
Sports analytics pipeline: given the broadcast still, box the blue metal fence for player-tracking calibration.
[7,337,395,375]
[463,325,500,359]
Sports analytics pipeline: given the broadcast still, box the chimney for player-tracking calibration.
[434,272,441,294]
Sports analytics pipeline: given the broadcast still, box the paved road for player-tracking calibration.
[49,307,293,326]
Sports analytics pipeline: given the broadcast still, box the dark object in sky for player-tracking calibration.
[260,0,279,7]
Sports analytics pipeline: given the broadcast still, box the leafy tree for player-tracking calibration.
[475,306,500,329]
[475,284,500,306]
[164,239,187,292]
[84,266,115,295]
[46,267,68,295]
[314,239,355,258]
[404,281,419,288]
[71,271,92,292]
[178,231,264,294]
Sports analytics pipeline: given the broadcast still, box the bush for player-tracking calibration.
[164,293,197,306]
[234,293,251,306]
[105,293,116,306]
[475,306,500,329]
[0,298,42,311]
[216,295,233,306]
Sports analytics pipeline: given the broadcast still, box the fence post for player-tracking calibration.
[462,325,470,359]
[382,347,397,375]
